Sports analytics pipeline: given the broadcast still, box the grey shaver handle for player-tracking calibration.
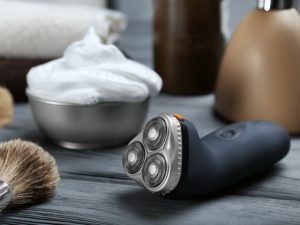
[171,120,290,197]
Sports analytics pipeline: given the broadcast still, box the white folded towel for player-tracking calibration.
[0,0,127,59]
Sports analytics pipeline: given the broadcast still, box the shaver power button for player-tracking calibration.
[220,130,236,138]
[172,113,183,120]
[216,129,240,140]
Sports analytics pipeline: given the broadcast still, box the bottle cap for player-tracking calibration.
[257,0,293,11]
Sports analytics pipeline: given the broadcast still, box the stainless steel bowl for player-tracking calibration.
[27,93,149,149]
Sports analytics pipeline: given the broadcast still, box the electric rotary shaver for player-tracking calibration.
[122,113,290,197]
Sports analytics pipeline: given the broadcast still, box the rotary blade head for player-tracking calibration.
[123,114,183,196]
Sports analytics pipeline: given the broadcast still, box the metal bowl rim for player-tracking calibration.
[26,89,149,107]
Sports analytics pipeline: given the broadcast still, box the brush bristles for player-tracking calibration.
[0,139,59,207]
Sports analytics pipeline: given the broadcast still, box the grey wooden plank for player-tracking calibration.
[0,95,299,225]
[0,176,300,225]
[41,144,300,202]
[0,95,300,203]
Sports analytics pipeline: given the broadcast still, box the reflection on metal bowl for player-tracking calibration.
[27,93,149,150]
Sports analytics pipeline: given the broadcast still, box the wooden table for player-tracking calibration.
[1,7,300,224]
[0,95,299,225]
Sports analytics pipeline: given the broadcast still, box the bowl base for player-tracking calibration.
[57,141,109,150]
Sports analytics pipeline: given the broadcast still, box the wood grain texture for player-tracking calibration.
[154,0,224,94]
[0,95,299,224]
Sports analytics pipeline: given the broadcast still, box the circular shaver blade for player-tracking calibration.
[143,117,167,150]
[123,141,145,174]
[142,153,167,188]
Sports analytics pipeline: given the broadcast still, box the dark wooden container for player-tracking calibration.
[154,0,224,95]
[0,58,49,102]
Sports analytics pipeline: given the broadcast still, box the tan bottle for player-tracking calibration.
[215,0,300,133]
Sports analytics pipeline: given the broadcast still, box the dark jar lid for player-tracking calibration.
[257,0,293,11]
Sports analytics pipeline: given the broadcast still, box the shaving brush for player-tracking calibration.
[0,139,59,211]
[0,87,13,127]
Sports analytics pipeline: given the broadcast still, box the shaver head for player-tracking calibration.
[122,114,183,195]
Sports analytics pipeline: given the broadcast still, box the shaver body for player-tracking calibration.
[123,114,290,197]
[171,119,290,196]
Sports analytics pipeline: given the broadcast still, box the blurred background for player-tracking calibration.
[111,0,256,67]
[110,0,300,66]
[2,0,299,66]
[0,0,271,67]
[1,0,300,100]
